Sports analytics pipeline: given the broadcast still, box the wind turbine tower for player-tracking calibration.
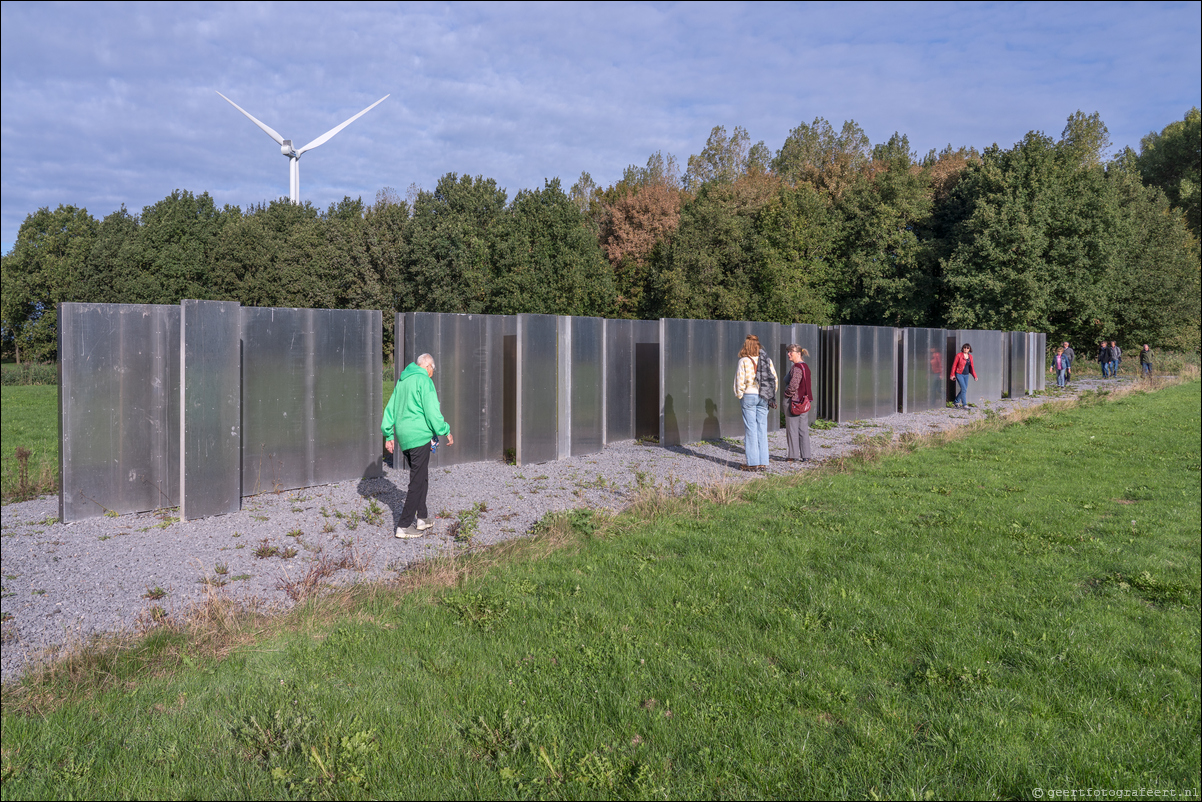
[217,92,389,203]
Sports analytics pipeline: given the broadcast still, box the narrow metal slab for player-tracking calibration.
[569,316,604,456]
[900,328,947,413]
[516,314,559,464]
[58,303,180,522]
[181,300,242,520]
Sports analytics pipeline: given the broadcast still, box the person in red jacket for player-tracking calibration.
[949,343,978,408]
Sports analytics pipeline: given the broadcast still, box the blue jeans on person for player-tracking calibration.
[1142,362,1152,376]
[1101,361,1110,378]
[1110,360,1119,377]
[954,373,970,407]
[740,393,769,466]
[1056,367,1067,387]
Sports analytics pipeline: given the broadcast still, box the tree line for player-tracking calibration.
[3,108,1198,363]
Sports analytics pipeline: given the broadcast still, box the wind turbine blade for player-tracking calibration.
[216,91,287,145]
[295,95,389,154]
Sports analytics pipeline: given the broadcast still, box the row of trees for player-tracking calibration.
[3,108,1198,362]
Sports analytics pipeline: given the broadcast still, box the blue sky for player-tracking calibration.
[2,1,1199,252]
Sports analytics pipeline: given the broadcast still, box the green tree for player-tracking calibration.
[0,205,98,361]
[490,179,615,317]
[402,173,506,313]
[684,126,766,190]
[1137,107,1201,240]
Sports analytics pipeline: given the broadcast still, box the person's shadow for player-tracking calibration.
[358,446,406,526]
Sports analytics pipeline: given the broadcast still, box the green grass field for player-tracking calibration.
[2,381,1198,798]
[0,385,58,500]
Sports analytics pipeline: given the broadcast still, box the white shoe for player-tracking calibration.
[415,518,434,531]
[395,525,423,539]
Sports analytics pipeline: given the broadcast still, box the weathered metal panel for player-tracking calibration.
[1007,332,1029,397]
[569,316,604,457]
[658,318,782,446]
[241,307,382,494]
[180,300,241,520]
[398,312,513,468]
[516,314,559,464]
[58,303,180,522]
[901,328,948,413]
[951,330,1006,406]
[821,325,897,423]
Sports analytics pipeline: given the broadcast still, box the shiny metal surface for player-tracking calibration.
[516,314,559,464]
[659,318,781,446]
[569,316,604,457]
[180,300,242,520]
[400,312,513,468]
[242,308,382,495]
[58,303,181,522]
[1007,332,1029,396]
[900,328,947,413]
[951,330,1005,406]
[1034,333,1047,391]
[820,325,897,422]
[604,320,634,442]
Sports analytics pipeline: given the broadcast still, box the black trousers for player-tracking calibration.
[398,441,431,527]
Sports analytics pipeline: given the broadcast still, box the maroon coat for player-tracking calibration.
[786,361,812,407]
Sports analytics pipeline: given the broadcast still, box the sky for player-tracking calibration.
[2,1,1199,252]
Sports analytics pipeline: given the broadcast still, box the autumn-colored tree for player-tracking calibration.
[772,118,871,199]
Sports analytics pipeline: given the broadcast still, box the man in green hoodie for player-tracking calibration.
[382,353,453,538]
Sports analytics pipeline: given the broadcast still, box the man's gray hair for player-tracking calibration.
[416,353,435,369]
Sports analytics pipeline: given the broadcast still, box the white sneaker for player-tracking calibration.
[415,518,434,531]
[395,525,423,539]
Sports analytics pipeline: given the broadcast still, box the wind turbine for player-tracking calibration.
[217,92,389,203]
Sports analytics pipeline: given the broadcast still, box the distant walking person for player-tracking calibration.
[1140,344,1153,377]
[783,345,813,462]
[1053,347,1067,387]
[1112,341,1122,376]
[733,334,777,472]
[382,353,453,538]
[950,343,977,408]
[1098,341,1113,378]
[1062,342,1075,383]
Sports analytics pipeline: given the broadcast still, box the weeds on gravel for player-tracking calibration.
[449,503,488,543]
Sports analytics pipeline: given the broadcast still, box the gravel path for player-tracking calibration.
[1,377,1121,683]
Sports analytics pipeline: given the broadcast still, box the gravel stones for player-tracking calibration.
[0,377,1117,683]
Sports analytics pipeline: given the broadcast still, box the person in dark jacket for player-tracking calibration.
[949,344,977,408]
[1098,341,1113,377]
[1140,344,1153,377]
[1062,342,1075,382]
[783,345,813,462]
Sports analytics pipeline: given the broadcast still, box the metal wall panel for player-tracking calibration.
[569,316,605,456]
[820,325,897,423]
[1007,332,1030,397]
[659,318,781,446]
[242,308,382,494]
[1031,332,1047,392]
[516,314,559,464]
[181,300,242,520]
[604,319,662,443]
[950,330,1006,406]
[900,328,947,413]
[58,303,180,522]
[399,312,514,468]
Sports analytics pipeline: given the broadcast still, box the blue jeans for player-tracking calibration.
[1057,367,1067,387]
[954,373,970,407]
[1101,362,1110,377]
[740,393,769,466]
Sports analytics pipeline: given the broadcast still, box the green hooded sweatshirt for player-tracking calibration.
[382,362,451,452]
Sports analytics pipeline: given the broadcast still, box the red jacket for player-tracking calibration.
[950,352,977,380]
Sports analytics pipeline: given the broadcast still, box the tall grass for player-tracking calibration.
[2,381,1197,798]
[0,385,57,501]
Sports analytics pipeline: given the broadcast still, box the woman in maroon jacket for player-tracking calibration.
[949,343,978,408]
[784,345,813,461]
